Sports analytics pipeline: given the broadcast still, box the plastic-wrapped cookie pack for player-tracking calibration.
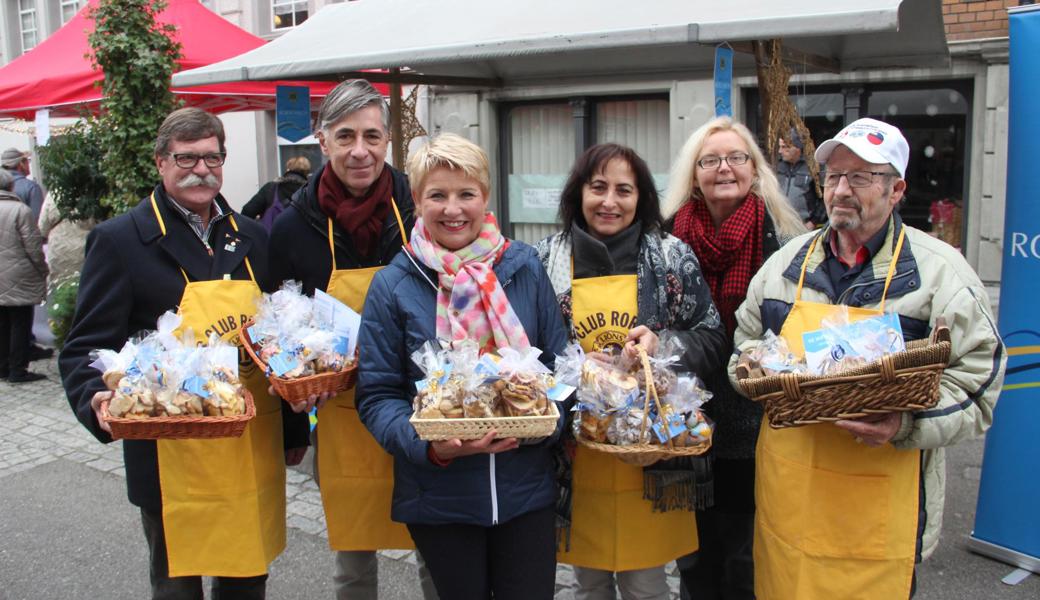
[569,335,714,447]
[411,340,571,420]
[744,309,906,378]
[91,312,247,419]
[245,281,357,379]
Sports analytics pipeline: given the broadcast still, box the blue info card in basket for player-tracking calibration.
[802,313,905,376]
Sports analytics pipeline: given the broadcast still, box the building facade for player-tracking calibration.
[0,1,1020,284]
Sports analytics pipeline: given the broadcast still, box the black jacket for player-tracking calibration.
[241,171,309,220]
[269,163,415,294]
[58,185,310,512]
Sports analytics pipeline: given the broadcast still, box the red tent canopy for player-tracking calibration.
[0,0,370,120]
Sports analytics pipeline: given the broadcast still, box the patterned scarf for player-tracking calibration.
[409,213,530,353]
[672,193,764,335]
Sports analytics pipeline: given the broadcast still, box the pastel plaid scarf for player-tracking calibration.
[409,213,531,353]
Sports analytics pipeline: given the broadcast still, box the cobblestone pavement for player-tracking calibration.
[0,357,682,598]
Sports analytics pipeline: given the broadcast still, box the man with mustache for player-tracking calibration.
[59,107,309,599]
[729,118,1004,599]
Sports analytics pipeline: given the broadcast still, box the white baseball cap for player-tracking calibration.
[815,118,909,178]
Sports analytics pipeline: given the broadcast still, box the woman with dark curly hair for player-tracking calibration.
[536,143,727,599]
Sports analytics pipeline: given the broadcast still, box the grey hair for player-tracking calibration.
[154,107,226,158]
[315,79,390,134]
[0,168,12,191]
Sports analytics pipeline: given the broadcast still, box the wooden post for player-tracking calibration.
[390,68,404,169]
[752,40,775,168]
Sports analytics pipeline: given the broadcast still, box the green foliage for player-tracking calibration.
[37,122,112,222]
[88,0,182,215]
[47,277,80,350]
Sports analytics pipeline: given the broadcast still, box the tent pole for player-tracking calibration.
[390,68,404,169]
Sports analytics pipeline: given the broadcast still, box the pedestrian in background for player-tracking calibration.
[3,146,52,361]
[0,167,48,383]
[664,116,805,600]
[776,129,826,228]
[2,147,44,220]
[243,155,311,230]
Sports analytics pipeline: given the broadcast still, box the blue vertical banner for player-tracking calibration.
[969,5,1040,573]
[714,45,733,117]
[276,85,311,143]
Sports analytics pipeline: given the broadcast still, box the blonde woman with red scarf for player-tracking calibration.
[356,134,569,600]
[663,116,805,600]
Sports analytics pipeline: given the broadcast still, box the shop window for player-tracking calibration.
[747,81,972,251]
[501,96,669,244]
[273,0,308,30]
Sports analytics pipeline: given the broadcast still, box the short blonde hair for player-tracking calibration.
[407,133,490,196]
[662,116,805,239]
[285,156,311,174]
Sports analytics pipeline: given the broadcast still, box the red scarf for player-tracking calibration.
[672,193,764,335]
[317,163,393,259]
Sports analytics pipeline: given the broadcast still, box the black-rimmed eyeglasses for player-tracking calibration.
[169,152,226,169]
[822,170,896,188]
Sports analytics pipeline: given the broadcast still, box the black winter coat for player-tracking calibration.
[269,164,414,294]
[356,242,569,526]
[241,171,309,221]
[58,185,310,512]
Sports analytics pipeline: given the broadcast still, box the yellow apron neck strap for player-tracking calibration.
[795,233,824,302]
[227,214,258,284]
[150,192,190,285]
[391,197,408,244]
[878,226,906,312]
[327,217,338,271]
[796,227,907,309]
[327,196,408,273]
[150,192,256,285]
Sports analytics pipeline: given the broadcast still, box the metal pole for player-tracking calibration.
[390,68,404,169]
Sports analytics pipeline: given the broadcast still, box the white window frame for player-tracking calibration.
[271,0,308,30]
[18,0,38,52]
[59,0,81,24]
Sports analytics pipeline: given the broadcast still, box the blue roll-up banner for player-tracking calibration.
[714,45,733,117]
[276,85,311,143]
[969,6,1040,574]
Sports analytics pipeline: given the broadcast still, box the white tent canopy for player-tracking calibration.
[173,0,948,87]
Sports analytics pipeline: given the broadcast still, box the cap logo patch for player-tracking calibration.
[867,131,885,145]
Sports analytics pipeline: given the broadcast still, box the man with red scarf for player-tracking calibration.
[268,80,435,600]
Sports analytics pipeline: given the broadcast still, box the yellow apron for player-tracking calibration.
[559,273,698,571]
[756,228,920,599]
[149,195,286,578]
[317,204,414,551]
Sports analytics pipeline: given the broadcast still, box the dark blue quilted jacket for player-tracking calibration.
[356,241,569,526]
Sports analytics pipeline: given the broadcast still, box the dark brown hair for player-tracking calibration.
[558,143,663,236]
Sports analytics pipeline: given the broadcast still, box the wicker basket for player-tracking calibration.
[575,348,712,466]
[239,319,357,404]
[577,435,712,467]
[411,402,560,441]
[100,389,256,440]
[735,320,952,429]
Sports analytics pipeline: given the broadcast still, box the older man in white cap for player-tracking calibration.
[1,148,44,220]
[729,118,1005,599]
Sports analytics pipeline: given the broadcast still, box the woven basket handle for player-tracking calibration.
[637,348,674,450]
[931,316,951,344]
